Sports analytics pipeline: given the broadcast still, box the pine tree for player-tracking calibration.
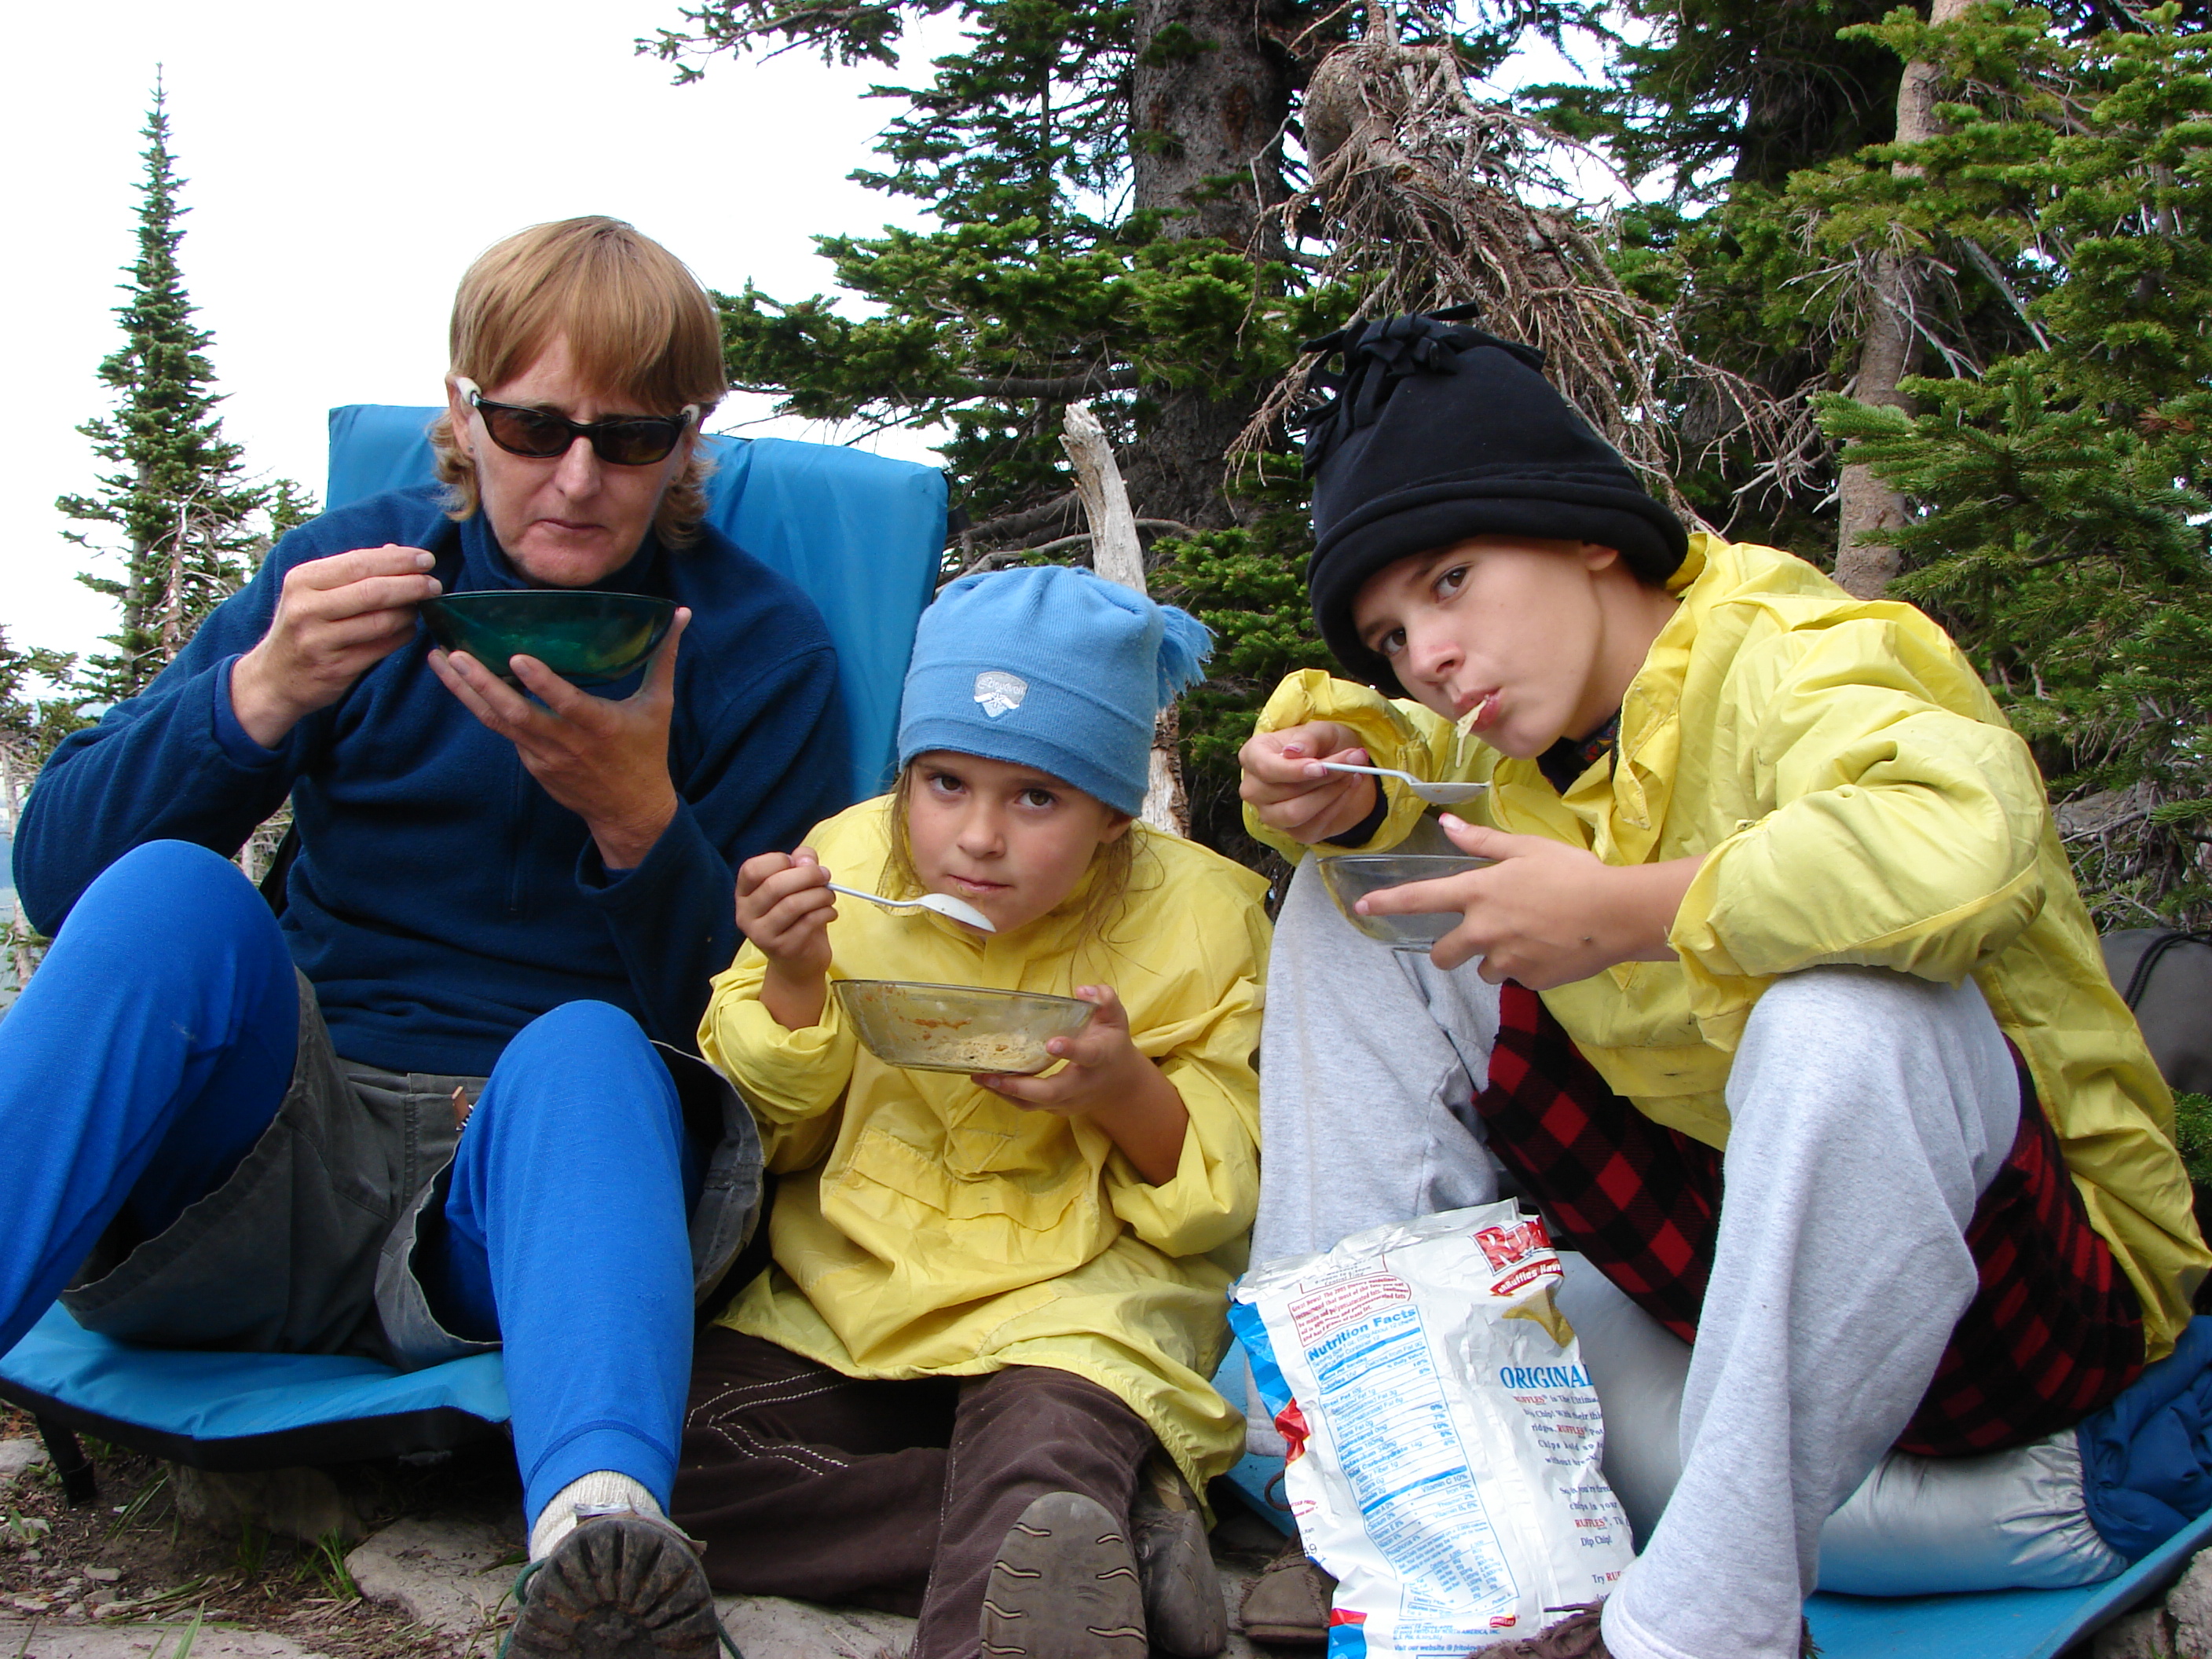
[642,0,1604,858]
[57,79,312,706]
[1806,2,2212,925]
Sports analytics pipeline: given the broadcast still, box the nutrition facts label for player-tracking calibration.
[1303,1280,1522,1631]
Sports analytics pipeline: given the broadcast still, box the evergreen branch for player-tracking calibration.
[961,368,1143,398]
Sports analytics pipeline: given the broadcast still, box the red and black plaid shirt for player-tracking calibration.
[1473,981,2143,1456]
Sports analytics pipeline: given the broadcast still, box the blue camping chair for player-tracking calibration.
[0,409,947,1496]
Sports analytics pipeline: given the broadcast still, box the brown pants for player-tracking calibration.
[673,1327,1156,1659]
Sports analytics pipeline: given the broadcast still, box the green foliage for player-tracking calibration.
[57,80,313,708]
[1522,0,2212,926]
[1528,3,1933,552]
[0,629,92,769]
[683,0,1305,535]
[1803,5,2212,924]
[719,223,1316,526]
[1157,496,1336,863]
[2174,1090,2212,1187]
[1529,0,1909,196]
[646,0,1595,857]
[658,0,2212,906]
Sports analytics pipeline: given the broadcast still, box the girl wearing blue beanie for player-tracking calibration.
[676,566,1271,1659]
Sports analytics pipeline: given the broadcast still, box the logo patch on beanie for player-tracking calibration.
[973,670,1027,719]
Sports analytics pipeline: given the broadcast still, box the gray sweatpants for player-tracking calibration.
[1254,853,2023,1659]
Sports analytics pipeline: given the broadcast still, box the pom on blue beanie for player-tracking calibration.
[895,566,1211,817]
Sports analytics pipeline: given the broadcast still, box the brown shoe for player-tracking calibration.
[1129,1459,1228,1657]
[980,1490,1149,1658]
[1236,1534,1335,1646]
[502,1510,729,1659]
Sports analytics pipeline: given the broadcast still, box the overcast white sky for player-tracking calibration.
[3,0,946,668]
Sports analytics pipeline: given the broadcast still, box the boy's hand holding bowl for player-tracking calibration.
[1361,815,1703,988]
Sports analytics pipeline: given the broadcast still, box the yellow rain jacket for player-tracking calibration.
[700,796,1272,1490]
[1248,533,2208,1360]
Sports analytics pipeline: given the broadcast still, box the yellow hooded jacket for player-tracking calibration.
[700,797,1272,1490]
[1249,533,2208,1360]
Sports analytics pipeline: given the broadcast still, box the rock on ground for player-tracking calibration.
[0,1438,52,1486]
[0,1622,334,1657]
[340,1514,1269,1658]
[2090,1546,2212,1659]
[2168,1548,2212,1658]
[170,1468,361,1549]
[715,1593,917,1659]
[342,1516,515,1643]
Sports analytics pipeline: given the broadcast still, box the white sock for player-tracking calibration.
[528,1470,663,1561]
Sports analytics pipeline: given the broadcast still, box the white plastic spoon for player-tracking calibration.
[827,883,997,932]
[1315,760,1490,807]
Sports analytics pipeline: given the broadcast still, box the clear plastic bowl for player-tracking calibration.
[1317,854,1493,952]
[833,979,1096,1075]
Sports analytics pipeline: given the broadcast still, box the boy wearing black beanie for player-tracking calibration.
[1236,316,2207,1659]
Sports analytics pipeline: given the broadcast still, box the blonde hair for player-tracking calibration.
[430,217,727,545]
[881,763,1151,942]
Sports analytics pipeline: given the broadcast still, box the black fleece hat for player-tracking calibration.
[1302,313,1688,692]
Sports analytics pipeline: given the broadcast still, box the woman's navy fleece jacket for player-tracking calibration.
[14,485,850,1075]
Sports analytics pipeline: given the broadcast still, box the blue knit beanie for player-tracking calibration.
[895,566,1212,817]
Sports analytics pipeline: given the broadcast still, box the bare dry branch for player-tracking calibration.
[1232,31,1815,527]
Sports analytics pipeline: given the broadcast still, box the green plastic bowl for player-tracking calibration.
[419,591,676,687]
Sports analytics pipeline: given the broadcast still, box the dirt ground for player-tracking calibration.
[0,1405,2144,1659]
[0,1408,527,1657]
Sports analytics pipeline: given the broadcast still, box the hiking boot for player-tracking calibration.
[1236,1533,1335,1646]
[502,1508,731,1659]
[980,1490,1149,1658]
[1129,1459,1228,1656]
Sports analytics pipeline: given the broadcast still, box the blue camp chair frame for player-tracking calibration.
[0,408,947,1500]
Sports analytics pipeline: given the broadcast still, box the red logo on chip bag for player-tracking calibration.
[1474,1218,1552,1272]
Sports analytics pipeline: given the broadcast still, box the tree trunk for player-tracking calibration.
[1062,402,1190,834]
[1123,0,1297,531]
[1833,0,1970,599]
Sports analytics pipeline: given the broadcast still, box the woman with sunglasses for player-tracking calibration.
[5,218,851,1659]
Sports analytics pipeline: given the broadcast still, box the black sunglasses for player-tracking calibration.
[456,378,699,467]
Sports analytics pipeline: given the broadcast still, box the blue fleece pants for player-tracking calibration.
[0,840,698,1521]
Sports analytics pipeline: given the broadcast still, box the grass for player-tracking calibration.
[104,1465,170,1542]
[310,1529,361,1601]
[163,1606,205,1659]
